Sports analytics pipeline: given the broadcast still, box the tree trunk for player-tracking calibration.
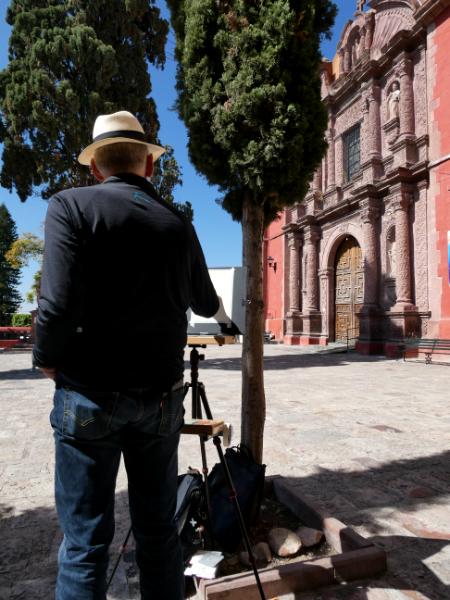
[241,193,266,464]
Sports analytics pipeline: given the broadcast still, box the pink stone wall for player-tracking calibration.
[412,186,429,313]
[263,216,285,340]
[430,6,450,337]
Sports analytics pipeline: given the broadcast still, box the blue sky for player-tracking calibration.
[0,0,356,311]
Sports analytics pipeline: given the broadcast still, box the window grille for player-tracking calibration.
[344,126,361,182]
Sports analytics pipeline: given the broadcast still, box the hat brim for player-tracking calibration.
[78,138,166,166]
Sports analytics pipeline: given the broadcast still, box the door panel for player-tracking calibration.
[335,238,363,342]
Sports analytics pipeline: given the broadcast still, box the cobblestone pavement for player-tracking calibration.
[0,346,449,599]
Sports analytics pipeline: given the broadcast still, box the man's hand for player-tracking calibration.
[213,296,231,323]
[40,367,57,380]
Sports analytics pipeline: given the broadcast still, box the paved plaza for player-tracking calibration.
[0,345,449,599]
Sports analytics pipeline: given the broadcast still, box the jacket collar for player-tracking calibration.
[103,173,187,223]
[103,173,159,200]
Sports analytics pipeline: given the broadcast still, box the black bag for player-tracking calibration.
[207,445,266,553]
[175,470,206,562]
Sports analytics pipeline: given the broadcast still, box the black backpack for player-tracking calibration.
[175,470,206,562]
[207,445,266,553]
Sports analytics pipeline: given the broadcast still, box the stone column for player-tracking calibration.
[319,268,333,340]
[387,188,419,344]
[285,232,303,342]
[356,198,382,354]
[300,225,322,343]
[393,193,414,308]
[313,165,322,193]
[398,55,415,140]
[335,136,344,188]
[367,84,382,159]
[304,227,320,311]
[360,199,380,307]
[322,157,327,191]
[288,233,302,312]
[326,122,336,191]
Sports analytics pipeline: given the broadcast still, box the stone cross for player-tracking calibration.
[357,0,366,11]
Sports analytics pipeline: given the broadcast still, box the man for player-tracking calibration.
[33,111,220,599]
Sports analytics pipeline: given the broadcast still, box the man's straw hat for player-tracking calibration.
[78,110,165,165]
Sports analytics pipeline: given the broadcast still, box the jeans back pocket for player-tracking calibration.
[51,388,116,440]
[158,386,186,436]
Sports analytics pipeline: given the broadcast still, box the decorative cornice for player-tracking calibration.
[287,231,302,249]
[414,0,450,27]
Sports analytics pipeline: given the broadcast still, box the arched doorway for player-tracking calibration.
[335,237,364,341]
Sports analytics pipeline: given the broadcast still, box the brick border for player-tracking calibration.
[199,476,387,599]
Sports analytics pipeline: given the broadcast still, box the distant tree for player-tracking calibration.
[0,0,183,206]
[151,144,193,219]
[11,313,32,327]
[168,0,336,462]
[0,204,21,325]
[6,232,44,303]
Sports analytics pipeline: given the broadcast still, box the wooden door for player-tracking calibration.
[335,238,363,342]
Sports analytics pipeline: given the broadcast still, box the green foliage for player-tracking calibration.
[168,0,336,223]
[151,145,182,205]
[0,204,21,325]
[26,270,42,304]
[5,232,44,269]
[11,312,32,327]
[0,0,182,205]
[5,232,44,304]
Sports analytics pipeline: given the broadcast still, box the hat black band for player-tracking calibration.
[93,130,147,143]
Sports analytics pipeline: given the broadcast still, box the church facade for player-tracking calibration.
[263,0,450,355]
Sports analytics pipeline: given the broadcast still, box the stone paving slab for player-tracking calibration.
[0,346,449,599]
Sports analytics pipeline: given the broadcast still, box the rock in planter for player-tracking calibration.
[268,527,302,557]
[239,542,272,568]
[296,526,324,548]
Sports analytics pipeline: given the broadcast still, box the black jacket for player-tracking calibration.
[33,173,219,391]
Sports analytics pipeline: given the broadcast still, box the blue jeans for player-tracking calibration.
[50,382,185,600]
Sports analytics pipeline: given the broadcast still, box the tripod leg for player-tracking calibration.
[106,525,133,591]
[199,434,215,548]
[198,383,213,420]
[212,436,266,600]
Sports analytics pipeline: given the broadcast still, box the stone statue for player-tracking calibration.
[387,81,400,121]
[357,0,366,11]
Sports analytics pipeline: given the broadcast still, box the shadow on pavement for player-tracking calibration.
[1,450,448,599]
[194,351,391,371]
[281,449,450,600]
[0,368,44,380]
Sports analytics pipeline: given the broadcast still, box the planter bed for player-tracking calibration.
[198,476,386,599]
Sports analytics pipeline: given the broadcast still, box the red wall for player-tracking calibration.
[263,216,284,340]
[433,7,450,337]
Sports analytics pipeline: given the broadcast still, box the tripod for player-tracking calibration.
[183,342,266,600]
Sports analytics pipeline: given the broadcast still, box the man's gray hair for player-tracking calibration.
[94,142,148,174]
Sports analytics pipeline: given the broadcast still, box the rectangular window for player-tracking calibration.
[344,126,361,182]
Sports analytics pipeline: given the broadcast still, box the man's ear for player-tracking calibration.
[145,154,154,178]
[90,159,105,182]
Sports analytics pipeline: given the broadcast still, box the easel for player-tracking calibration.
[182,335,266,600]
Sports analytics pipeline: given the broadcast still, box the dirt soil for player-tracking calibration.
[218,491,333,577]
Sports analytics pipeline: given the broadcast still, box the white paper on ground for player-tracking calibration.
[184,550,224,579]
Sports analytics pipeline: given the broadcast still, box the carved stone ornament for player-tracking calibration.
[360,204,380,225]
[387,81,400,121]
[383,117,400,148]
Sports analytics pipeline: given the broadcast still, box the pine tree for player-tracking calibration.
[0,0,181,204]
[0,204,21,325]
[167,0,336,462]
